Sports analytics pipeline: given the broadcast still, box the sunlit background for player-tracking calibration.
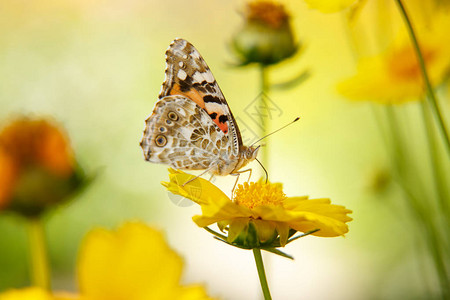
[0,0,448,299]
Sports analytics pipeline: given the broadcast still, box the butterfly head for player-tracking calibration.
[244,145,260,161]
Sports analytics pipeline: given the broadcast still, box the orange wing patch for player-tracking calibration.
[208,111,228,134]
[169,84,205,109]
[170,84,229,134]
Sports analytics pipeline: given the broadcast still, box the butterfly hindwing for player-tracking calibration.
[159,38,242,155]
[141,95,233,170]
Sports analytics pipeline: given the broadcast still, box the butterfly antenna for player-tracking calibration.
[255,158,268,183]
[250,117,300,148]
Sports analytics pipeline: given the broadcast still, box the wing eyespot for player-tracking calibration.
[167,111,179,121]
[155,135,167,147]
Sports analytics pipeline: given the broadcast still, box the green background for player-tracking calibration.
[0,0,445,299]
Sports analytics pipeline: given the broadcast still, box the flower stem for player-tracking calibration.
[420,100,450,222]
[253,248,272,300]
[394,0,450,155]
[398,184,450,299]
[259,64,270,170]
[27,217,51,290]
[384,105,406,175]
[384,103,450,298]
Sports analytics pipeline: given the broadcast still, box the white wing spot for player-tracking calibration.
[191,51,201,59]
[182,54,188,59]
[192,71,204,83]
[177,69,187,80]
[178,61,184,68]
[205,102,225,114]
[176,107,186,116]
[203,70,215,83]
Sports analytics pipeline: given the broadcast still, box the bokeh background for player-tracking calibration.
[0,0,447,299]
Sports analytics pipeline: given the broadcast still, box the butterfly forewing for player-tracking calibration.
[141,38,255,176]
[159,39,242,155]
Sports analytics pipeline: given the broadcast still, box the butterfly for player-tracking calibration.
[140,38,259,180]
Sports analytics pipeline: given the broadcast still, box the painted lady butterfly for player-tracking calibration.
[140,38,259,178]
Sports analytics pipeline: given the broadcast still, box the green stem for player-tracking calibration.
[259,64,270,170]
[384,105,406,175]
[420,100,450,222]
[394,0,450,155]
[385,103,449,298]
[27,217,51,290]
[399,184,450,300]
[253,248,272,300]
[369,105,389,150]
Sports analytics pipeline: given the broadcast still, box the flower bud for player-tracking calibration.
[231,1,298,66]
[0,117,85,217]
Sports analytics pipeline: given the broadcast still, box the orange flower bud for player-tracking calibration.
[231,1,298,66]
[0,148,18,209]
[0,117,84,216]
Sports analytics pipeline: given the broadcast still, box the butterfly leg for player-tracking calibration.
[230,173,240,197]
[230,168,252,196]
[181,168,211,187]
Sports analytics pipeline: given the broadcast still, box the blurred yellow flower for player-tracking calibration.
[0,287,74,300]
[0,288,52,300]
[304,0,359,13]
[0,117,84,216]
[163,169,352,247]
[337,10,450,103]
[0,223,213,300]
[77,222,214,300]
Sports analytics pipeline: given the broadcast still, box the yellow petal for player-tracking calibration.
[78,222,184,300]
[162,168,229,206]
[252,219,277,243]
[337,55,424,102]
[192,199,251,228]
[163,169,252,227]
[304,0,358,13]
[338,9,450,103]
[274,222,290,246]
[284,197,353,237]
[0,288,53,300]
[177,285,215,300]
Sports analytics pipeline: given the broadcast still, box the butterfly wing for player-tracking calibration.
[140,95,232,171]
[159,38,242,156]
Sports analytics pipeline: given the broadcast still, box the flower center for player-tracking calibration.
[234,181,286,209]
[388,45,436,81]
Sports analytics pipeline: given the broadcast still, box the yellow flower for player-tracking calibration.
[0,288,52,300]
[0,223,213,300]
[0,287,73,300]
[304,0,359,13]
[0,117,85,216]
[337,10,450,103]
[163,169,352,249]
[77,222,214,300]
